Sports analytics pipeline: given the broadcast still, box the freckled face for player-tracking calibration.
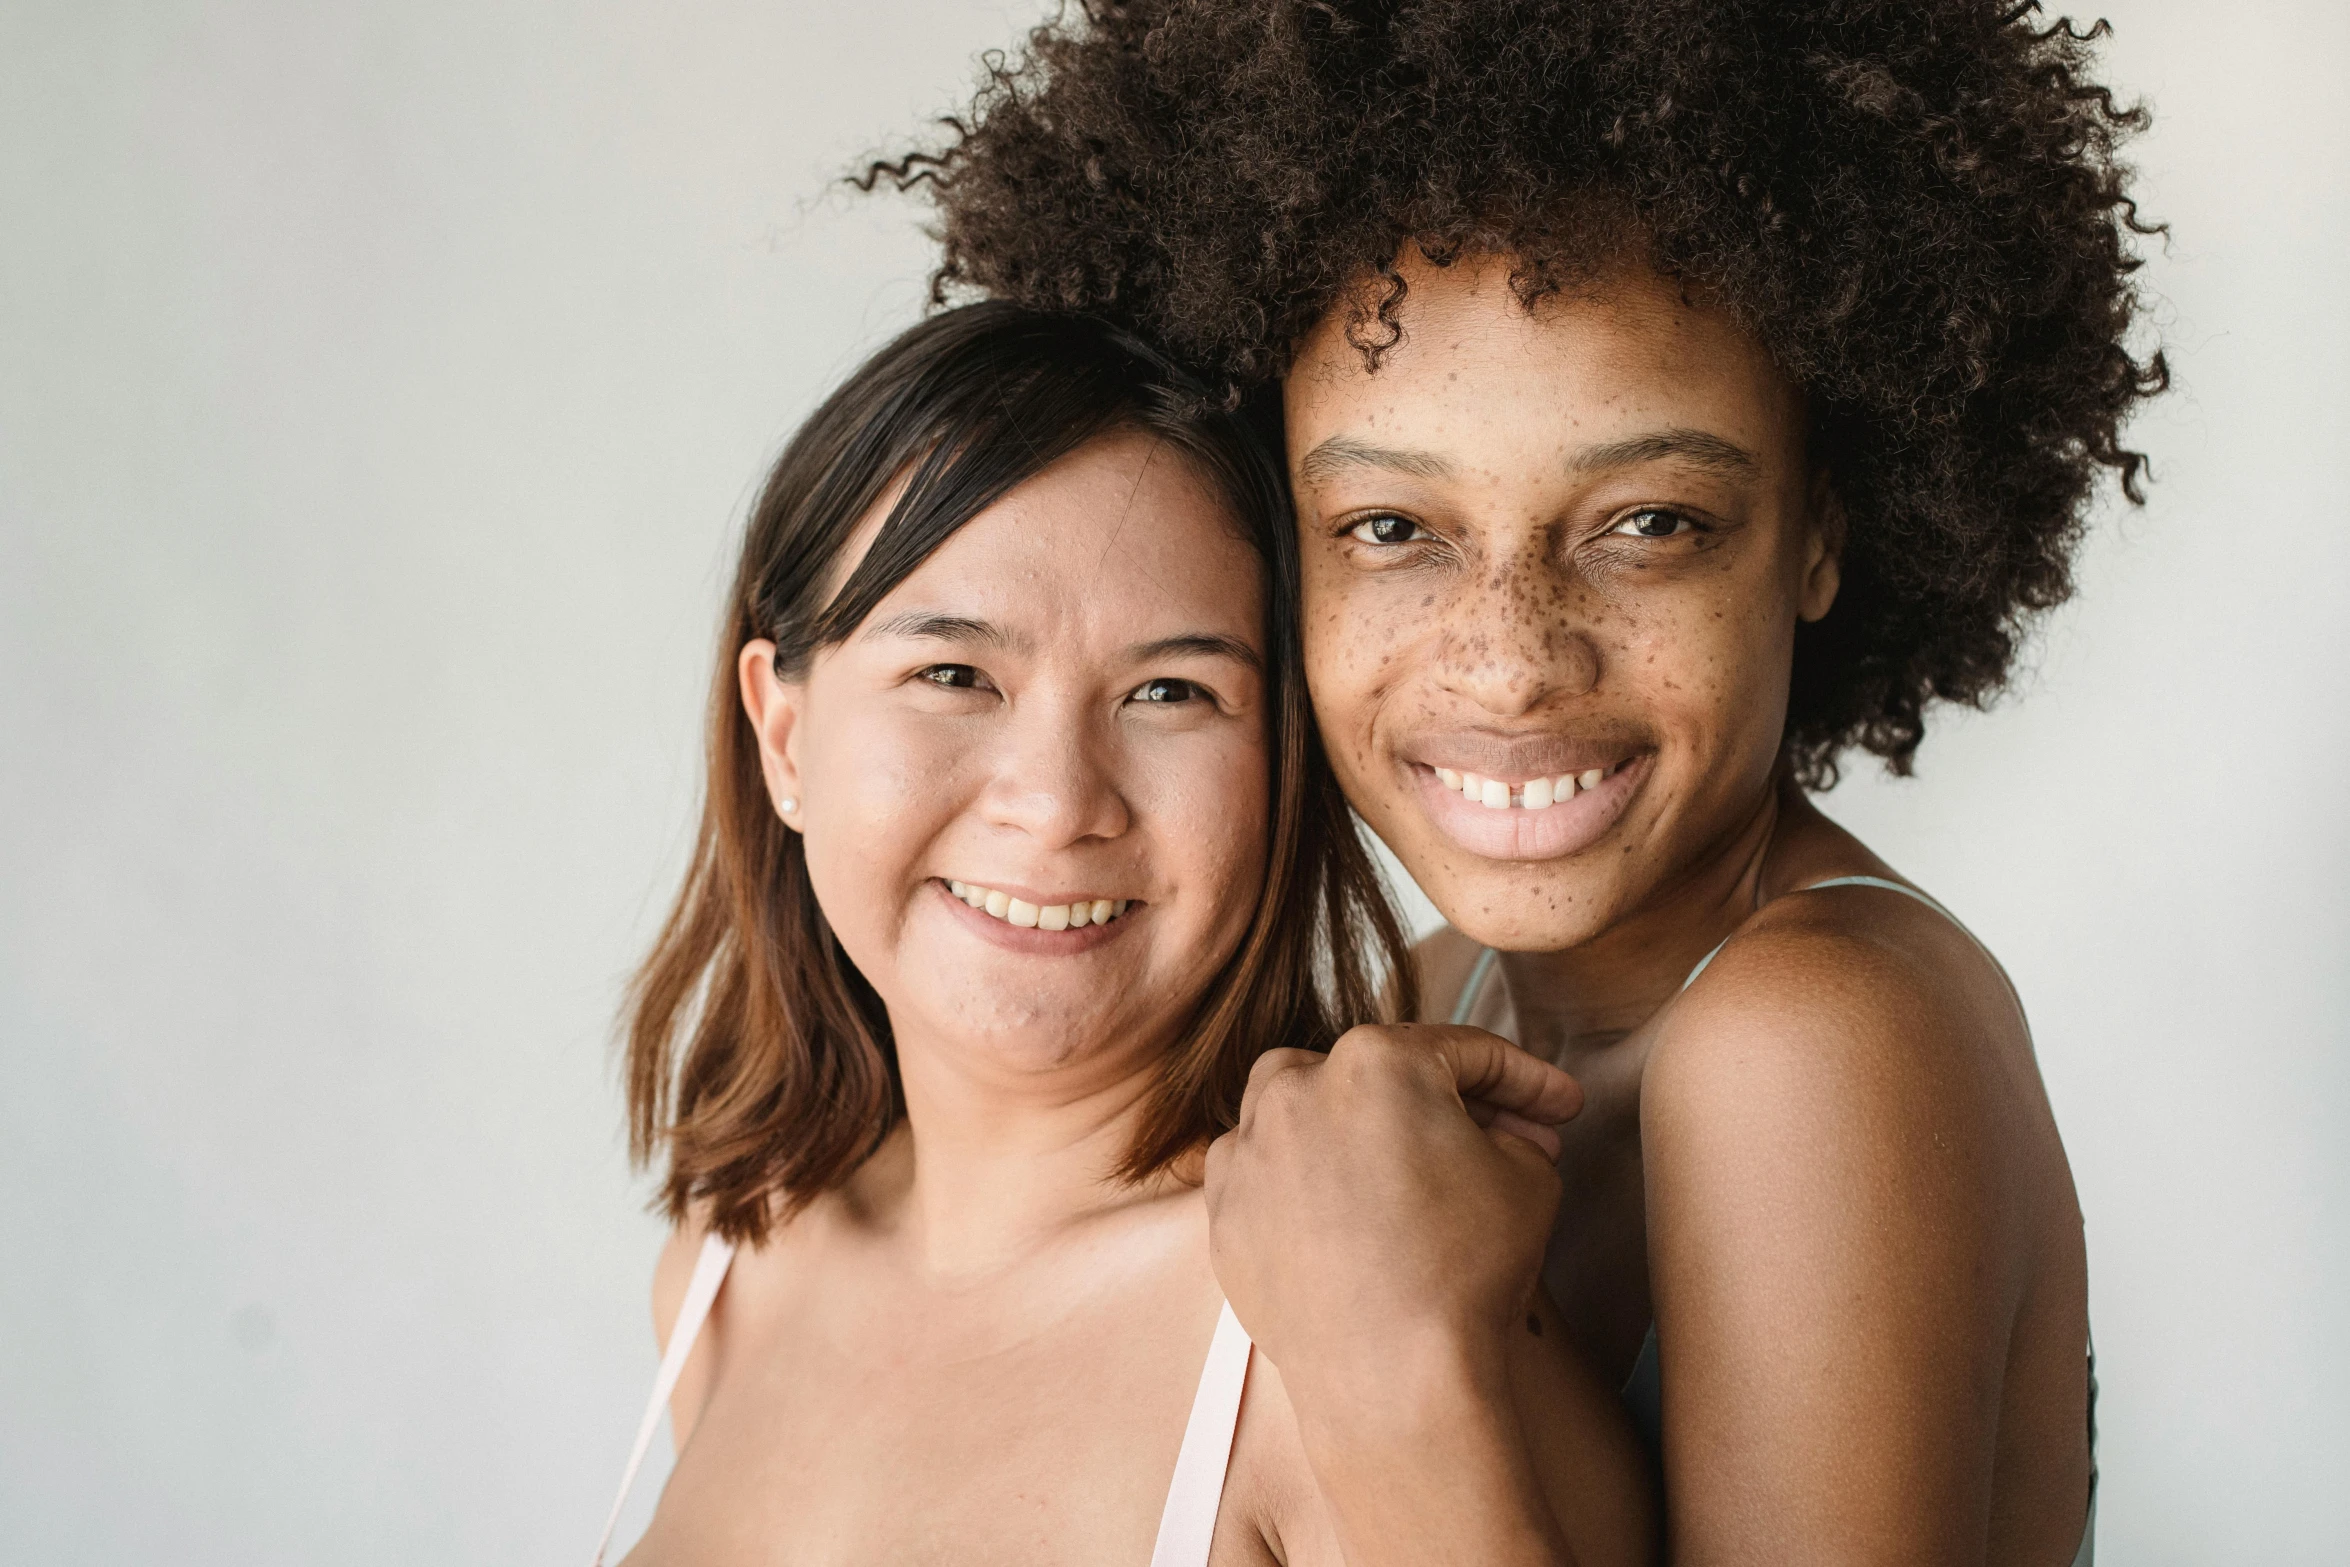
[1285,253,1837,950]
[749,432,1272,1089]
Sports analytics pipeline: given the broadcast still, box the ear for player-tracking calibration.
[738,639,807,830]
[1797,470,1845,624]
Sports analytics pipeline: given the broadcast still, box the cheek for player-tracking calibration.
[1145,732,1273,937]
[1300,556,1410,771]
[1604,558,1796,775]
[796,703,966,952]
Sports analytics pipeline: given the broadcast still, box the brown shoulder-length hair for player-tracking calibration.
[626,303,1415,1246]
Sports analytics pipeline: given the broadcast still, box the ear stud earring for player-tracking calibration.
[778,796,798,814]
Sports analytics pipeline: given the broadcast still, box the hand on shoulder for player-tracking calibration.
[1205,1027,1654,1567]
[1204,1026,1578,1389]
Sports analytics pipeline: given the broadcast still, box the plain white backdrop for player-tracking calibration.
[1,2,2342,1561]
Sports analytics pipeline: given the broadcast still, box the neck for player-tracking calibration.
[863,1022,1180,1280]
[1498,776,1798,1073]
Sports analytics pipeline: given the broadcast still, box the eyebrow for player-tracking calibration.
[860,611,1021,649]
[1299,427,1762,488]
[1131,632,1262,671]
[1295,435,1458,484]
[861,615,1258,670]
[1568,428,1762,479]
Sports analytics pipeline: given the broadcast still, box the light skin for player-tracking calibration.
[624,429,1652,1567]
[1206,250,2094,1565]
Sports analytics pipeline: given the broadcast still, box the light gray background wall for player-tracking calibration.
[1,2,2340,1561]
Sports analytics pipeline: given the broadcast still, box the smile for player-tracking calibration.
[1408,753,1651,862]
[946,879,1134,932]
[1432,762,1628,811]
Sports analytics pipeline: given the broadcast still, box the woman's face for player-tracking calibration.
[1285,252,1839,951]
[742,431,1271,1094]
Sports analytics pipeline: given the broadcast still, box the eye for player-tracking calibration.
[918,663,990,691]
[1347,513,1427,546]
[1130,677,1209,706]
[1609,507,1698,539]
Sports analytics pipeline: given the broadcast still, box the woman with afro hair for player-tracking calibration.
[877,0,2165,1561]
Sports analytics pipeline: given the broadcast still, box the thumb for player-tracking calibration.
[1424,1026,1584,1125]
[1470,1103,1564,1163]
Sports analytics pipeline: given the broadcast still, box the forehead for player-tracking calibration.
[1283,252,1805,477]
[865,430,1265,638]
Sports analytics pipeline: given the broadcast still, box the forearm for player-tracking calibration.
[1285,1330,1576,1567]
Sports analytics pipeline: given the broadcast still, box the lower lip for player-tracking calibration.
[1409,755,1651,863]
[933,880,1139,955]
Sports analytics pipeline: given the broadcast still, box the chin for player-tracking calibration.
[912,990,1131,1070]
[1440,897,1610,955]
[1398,851,1625,954]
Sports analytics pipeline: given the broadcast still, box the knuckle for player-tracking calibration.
[1331,1023,1410,1064]
[1245,1046,1310,1088]
[1255,1064,1314,1117]
[1201,1140,1234,1206]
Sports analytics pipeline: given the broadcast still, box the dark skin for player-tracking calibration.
[1204,249,2093,1565]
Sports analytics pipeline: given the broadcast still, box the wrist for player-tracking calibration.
[1284,1325,1570,1567]
[1283,1316,1514,1449]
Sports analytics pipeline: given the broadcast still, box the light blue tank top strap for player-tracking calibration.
[1448,946,1502,1026]
[1445,874,2094,1564]
[1680,874,1984,992]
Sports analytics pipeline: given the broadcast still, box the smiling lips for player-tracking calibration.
[1433,762,1622,811]
[947,879,1133,932]
[1409,750,1648,861]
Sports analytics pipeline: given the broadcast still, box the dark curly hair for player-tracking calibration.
[866,0,2167,782]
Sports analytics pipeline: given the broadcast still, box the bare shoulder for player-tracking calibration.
[650,1217,711,1353]
[1660,878,2024,1078]
[1634,863,2089,1550]
[1407,924,1488,1025]
[650,1210,726,1450]
[1647,882,2035,1177]
[1640,878,2063,1337]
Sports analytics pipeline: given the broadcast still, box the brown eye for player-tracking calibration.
[920,664,984,689]
[1131,677,1207,705]
[1611,508,1695,539]
[1348,514,1425,545]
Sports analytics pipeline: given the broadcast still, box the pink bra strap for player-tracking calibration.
[591,1233,736,1566]
[1148,1301,1254,1567]
[593,1248,1245,1567]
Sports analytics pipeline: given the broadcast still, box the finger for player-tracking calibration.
[1465,1096,1567,1152]
[1243,1046,1323,1094]
[1202,1128,1234,1197]
[1234,1046,1322,1132]
[1425,1028,1584,1124]
[1483,1107,1563,1163]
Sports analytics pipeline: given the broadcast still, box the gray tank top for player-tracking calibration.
[1450,875,2096,1564]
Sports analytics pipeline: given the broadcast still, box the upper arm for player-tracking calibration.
[1641,925,2029,1565]
[650,1220,723,1454]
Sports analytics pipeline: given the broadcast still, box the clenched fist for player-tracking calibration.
[1202,1023,1583,1399]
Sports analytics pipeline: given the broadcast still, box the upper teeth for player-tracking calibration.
[947,881,1130,930]
[1433,765,1611,810]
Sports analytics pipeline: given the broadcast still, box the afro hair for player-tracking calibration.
[869,0,2169,782]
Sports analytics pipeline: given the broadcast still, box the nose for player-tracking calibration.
[1433,548,1602,718]
[975,691,1133,848]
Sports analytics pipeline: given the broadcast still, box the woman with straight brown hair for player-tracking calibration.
[590,303,1654,1566]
